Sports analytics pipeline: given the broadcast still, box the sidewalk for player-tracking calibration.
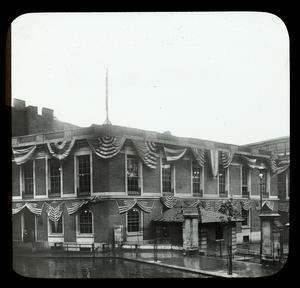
[112,249,284,278]
[13,248,285,278]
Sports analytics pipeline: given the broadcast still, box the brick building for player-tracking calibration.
[12,101,289,256]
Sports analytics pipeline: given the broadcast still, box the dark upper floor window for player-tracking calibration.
[79,209,93,234]
[127,208,141,233]
[127,155,139,194]
[23,160,34,196]
[192,163,202,196]
[278,172,286,198]
[241,166,249,197]
[77,155,91,194]
[49,158,61,196]
[218,166,226,197]
[162,160,172,194]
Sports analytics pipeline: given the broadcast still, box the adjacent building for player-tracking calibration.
[12,100,289,258]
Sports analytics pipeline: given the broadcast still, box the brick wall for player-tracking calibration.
[12,162,20,197]
[204,167,218,195]
[250,207,261,232]
[62,156,74,195]
[143,159,161,194]
[108,153,125,192]
[143,200,162,240]
[92,155,108,192]
[270,173,278,196]
[63,206,76,242]
[36,210,48,241]
[251,169,260,196]
[35,158,46,196]
[175,159,191,194]
[229,165,241,196]
[12,214,22,240]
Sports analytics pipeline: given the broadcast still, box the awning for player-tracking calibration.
[153,207,242,224]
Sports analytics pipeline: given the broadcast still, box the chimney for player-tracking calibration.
[13,99,26,110]
[42,107,54,119]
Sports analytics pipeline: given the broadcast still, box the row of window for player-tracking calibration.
[18,154,289,199]
[48,208,141,235]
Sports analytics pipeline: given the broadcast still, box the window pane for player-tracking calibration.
[78,155,90,193]
[127,155,139,192]
[219,167,226,195]
[79,209,93,234]
[127,208,140,232]
[242,166,249,197]
[242,208,249,226]
[23,161,33,195]
[278,172,286,197]
[192,164,201,195]
[50,218,63,234]
[49,158,61,195]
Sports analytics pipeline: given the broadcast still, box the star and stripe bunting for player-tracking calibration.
[12,202,44,216]
[208,150,219,178]
[220,151,234,168]
[131,140,159,169]
[46,138,76,160]
[44,202,64,223]
[241,155,268,170]
[160,196,177,209]
[164,146,187,162]
[65,200,89,215]
[115,199,155,214]
[191,148,206,167]
[12,145,36,165]
[87,136,126,159]
[269,156,289,174]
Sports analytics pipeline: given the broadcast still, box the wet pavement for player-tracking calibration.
[13,255,211,278]
[113,250,284,278]
[12,248,285,278]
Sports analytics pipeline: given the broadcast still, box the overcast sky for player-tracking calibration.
[11,12,289,145]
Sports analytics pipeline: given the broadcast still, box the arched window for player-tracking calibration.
[127,208,140,233]
[79,209,93,234]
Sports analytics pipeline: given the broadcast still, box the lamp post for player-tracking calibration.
[258,169,264,263]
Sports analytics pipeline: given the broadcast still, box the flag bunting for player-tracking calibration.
[46,138,75,160]
[191,148,206,167]
[131,139,159,169]
[220,151,234,168]
[87,136,126,159]
[115,199,155,213]
[160,196,177,209]
[164,146,187,162]
[12,146,36,165]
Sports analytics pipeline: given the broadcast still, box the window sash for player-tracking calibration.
[192,165,201,195]
[79,210,93,234]
[127,156,139,192]
[77,155,91,193]
[127,209,140,233]
[218,167,226,195]
[162,163,172,193]
[49,218,63,234]
[49,158,61,195]
[23,161,34,195]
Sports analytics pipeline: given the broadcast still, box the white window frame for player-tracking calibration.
[12,160,22,200]
[125,148,143,196]
[48,215,64,237]
[191,160,204,197]
[21,159,36,198]
[241,208,251,228]
[126,208,143,235]
[218,167,229,197]
[161,157,176,195]
[76,209,94,237]
[47,156,63,198]
[74,149,93,197]
[240,165,251,198]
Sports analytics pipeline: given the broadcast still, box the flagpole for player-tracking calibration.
[104,67,112,127]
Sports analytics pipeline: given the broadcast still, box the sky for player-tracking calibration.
[11,12,289,145]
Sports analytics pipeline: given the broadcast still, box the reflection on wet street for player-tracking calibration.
[13,256,211,278]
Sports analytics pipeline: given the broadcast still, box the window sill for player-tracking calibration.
[127,231,143,236]
[76,233,94,238]
[241,225,250,229]
[48,234,64,237]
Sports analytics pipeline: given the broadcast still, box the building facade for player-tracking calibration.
[12,101,289,256]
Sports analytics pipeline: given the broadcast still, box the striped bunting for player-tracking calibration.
[160,196,177,209]
[164,146,187,162]
[12,202,44,216]
[88,136,126,159]
[191,148,206,167]
[187,199,203,208]
[220,151,234,168]
[270,158,290,174]
[44,203,64,223]
[241,155,268,170]
[262,201,275,211]
[208,150,219,178]
[65,200,89,215]
[46,138,75,160]
[115,199,155,214]
[12,146,36,165]
[240,200,251,211]
[131,140,159,169]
